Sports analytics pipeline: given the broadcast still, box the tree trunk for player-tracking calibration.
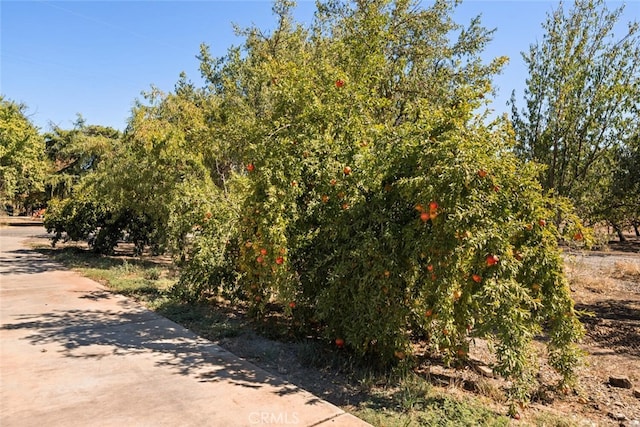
[613,224,627,242]
[633,221,639,237]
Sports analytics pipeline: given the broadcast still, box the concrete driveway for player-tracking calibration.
[0,225,369,427]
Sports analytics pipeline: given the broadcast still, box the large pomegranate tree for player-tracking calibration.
[182,0,586,399]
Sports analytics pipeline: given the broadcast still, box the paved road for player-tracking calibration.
[0,225,369,427]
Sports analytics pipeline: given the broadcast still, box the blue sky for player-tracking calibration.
[1,0,638,132]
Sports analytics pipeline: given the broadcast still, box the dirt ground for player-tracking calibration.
[557,240,640,425]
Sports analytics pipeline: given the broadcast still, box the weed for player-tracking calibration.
[532,411,578,426]
[297,340,329,368]
[397,373,431,412]
[143,267,161,281]
[473,378,506,403]
[116,259,136,275]
[155,300,243,340]
[354,388,510,426]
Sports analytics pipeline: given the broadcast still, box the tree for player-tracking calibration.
[603,130,640,239]
[44,115,121,199]
[177,0,586,401]
[45,82,225,256]
[0,96,49,214]
[511,0,640,231]
[43,117,132,254]
[92,83,222,256]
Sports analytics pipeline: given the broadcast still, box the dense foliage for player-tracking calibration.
[44,116,121,199]
[0,96,49,213]
[44,86,222,255]
[173,0,586,399]
[42,118,137,254]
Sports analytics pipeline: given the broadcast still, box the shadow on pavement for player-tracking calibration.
[0,249,64,275]
[1,225,329,408]
[0,296,323,402]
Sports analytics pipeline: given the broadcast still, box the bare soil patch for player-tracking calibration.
[560,243,640,425]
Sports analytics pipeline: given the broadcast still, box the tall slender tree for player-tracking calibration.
[605,129,640,239]
[511,0,640,230]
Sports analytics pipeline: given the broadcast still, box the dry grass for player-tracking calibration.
[570,274,616,294]
[565,261,616,295]
[472,378,506,403]
[610,261,640,280]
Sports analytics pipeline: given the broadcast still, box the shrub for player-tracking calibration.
[45,196,164,255]
[175,0,585,398]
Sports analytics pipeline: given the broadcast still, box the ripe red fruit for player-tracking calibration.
[478,169,487,178]
[343,166,352,175]
[427,264,434,272]
[256,256,264,264]
[276,256,284,265]
[538,219,547,227]
[335,338,345,348]
[486,254,499,266]
[341,203,349,210]
[288,301,296,309]
[246,163,255,172]
[415,203,424,212]
[472,274,482,283]
[335,79,345,88]
[429,201,438,212]
[425,309,433,317]
[573,232,583,241]
[420,212,429,222]
[260,248,268,256]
